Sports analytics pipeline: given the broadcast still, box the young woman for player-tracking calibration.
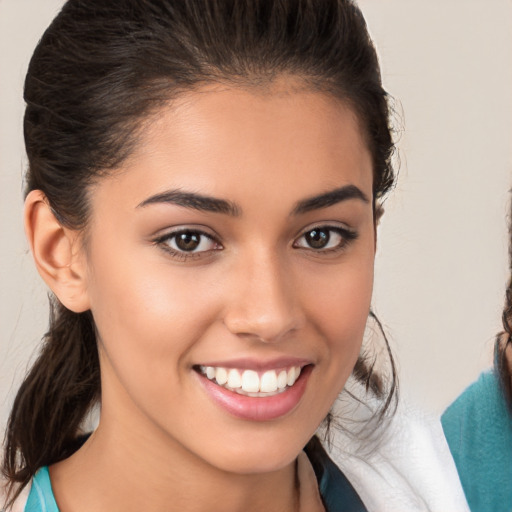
[1,1,468,510]
[442,232,512,512]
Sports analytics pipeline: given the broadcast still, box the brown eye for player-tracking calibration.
[175,231,201,251]
[294,225,358,252]
[304,228,330,249]
[156,228,221,256]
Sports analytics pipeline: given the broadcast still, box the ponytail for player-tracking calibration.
[2,298,99,502]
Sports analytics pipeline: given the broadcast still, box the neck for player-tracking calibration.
[50,406,300,512]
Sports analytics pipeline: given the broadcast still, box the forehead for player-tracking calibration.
[94,83,373,212]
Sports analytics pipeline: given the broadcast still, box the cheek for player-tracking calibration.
[310,255,373,327]
[301,249,374,368]
[290,249,374,433]
[84,241,220,375]
[85,247,229,427]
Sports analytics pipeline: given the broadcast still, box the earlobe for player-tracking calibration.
[24,190,90,313]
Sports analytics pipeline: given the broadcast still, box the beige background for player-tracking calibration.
[1,0,511,432]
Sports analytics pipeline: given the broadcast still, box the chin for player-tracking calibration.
[214,448,300,475]
[199,426,315,475]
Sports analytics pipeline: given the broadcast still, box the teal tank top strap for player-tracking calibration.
[304,436,368,512]
[25,467,59,512]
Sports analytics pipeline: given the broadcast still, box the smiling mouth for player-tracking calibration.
[195,365,304,397]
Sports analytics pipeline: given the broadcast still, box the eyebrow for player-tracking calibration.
[137,184,368,217]
[292,184,369,215]
[137,189,241,216]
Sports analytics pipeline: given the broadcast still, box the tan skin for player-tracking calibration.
[25,82,376,512]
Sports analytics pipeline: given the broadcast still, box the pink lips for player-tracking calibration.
[196,364,312,421]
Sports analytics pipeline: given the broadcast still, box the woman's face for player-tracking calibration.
[82,84,375,474]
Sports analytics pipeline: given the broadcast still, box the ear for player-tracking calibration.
[24,190,90,313]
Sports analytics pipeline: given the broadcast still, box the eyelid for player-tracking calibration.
[292,223,358,252]
[153,225,223,260]
[151,223,218,239]
[293,221,356,240]
[154,226,217,240]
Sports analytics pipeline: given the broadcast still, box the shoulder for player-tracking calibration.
[442,369,511,460]
[441,370,512,511]
[442,370,504,424]
[321,399,470,512]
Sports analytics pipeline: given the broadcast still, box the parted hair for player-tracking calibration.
[2,0,397,503]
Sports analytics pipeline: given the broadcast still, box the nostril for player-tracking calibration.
[223,307,302,343]
[221,260,304,342]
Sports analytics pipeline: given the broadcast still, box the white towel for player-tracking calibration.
[320,393,470,512]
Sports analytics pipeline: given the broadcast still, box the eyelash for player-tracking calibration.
[154,228,222,261]
[293,225,358,254]
[154,224,358,261]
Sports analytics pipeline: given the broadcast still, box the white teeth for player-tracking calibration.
[241,370,260,393]
[277,370,288,389]
[200,365,304,396]
[260,370,278,393]
[287,367,296,387]
[215,367,228,385]
[227,368,242,388]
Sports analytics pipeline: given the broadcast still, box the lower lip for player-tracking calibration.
[196,365,312,422]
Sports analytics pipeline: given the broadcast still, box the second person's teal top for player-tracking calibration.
[442,370,512,512]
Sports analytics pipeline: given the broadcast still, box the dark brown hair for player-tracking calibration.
[3,0,397,503]
[497,221,512,409]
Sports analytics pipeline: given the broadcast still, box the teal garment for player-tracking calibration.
[24,441,367,512]
[305,436,367,512]
[442,370,512,512]
[25,467,59,512]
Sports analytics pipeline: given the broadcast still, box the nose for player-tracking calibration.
[222,250,303,343]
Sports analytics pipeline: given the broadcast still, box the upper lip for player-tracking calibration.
[195,357,312,371]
